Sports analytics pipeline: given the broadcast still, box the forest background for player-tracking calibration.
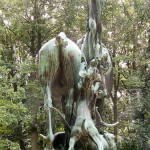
[0,0,149,149]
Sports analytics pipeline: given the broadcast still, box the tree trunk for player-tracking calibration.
[31,117,38,150]
[113,97,118,137]
[17,121,26,150]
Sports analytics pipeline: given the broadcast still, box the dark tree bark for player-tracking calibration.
[110,48,120,137]
[31,116,38,150]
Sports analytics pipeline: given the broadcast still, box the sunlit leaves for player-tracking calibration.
[0,99,27,134]
[0,139,20,150]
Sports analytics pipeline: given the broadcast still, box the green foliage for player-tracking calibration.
[0,139,20,150]
[0,99,27,133]
[102,0,150,149]
[118,139,140,150]
[0,98,29,149]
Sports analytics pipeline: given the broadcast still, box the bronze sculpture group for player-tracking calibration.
[38,0,119,149]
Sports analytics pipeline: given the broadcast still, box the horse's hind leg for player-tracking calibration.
[41,81,54,146]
